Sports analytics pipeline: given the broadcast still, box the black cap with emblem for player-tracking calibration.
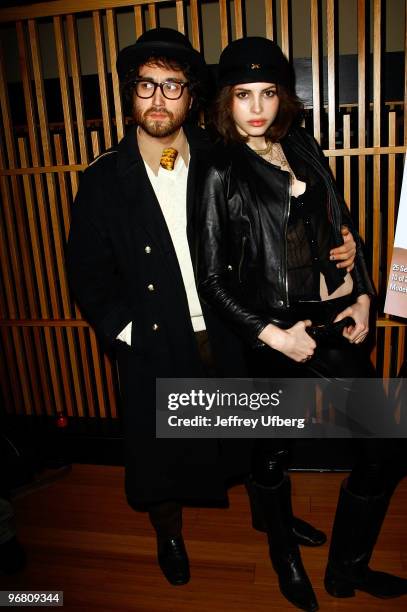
[217,36,293,90]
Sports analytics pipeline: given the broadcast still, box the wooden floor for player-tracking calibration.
[1,465,406,612]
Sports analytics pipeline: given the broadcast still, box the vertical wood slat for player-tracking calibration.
[0,163,24,319]
[15,327,35,415]
[310,0,321,143]
[91,130,101,157]
[17,22,72,340]
[0,196,16,319]
[0,328,24,414]
[372,0,381,290]
[0,43,46,418]
[134,5,144,38]
[53,135,71,241]
[357,0,366,241]
[0,38,34,318]
[106,9,124,142]
[148,3,157,28]
[66,14,89,169]
[15,22,64,416]
[234,0,243,39]
[264,0,274,40]
[28,18,72,411]
[175,0,185,34]
[326,0,336,174]
[397,328,405,374]
[93,10,113,149]
[53,134,86,417]
[387,113,396,279]
[0,329,15,413]
[18,137,54,412]
[190,0,201,51]
[54,326,75,417]
[343,114,351,207]
[383,328,392,378]
[104,354,118,418]
[63,15,91,415]
[53,15,79,195]
[21,326,45,416]
[29,19,73,321]
[280,0,290,59]
[17,139,49,316]
[219,0,229,50]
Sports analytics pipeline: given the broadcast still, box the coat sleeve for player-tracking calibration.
[66,164,133,349]
[197,165,269,347]
[334,186,376,298]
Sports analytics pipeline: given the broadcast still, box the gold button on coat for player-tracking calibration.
[145,246,152,254]
[147,284,155,292]
[152,323,159,331]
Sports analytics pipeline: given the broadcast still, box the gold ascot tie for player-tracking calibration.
[160,147,178,171]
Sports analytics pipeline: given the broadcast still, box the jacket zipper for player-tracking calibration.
[284,174,292,307]
[238,235,247,283]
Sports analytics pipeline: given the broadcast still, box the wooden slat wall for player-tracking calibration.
[0,0,406,420]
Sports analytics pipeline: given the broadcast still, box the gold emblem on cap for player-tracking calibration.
[251,63,261,69]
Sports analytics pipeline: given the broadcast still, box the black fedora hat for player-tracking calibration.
[117,27,206,81]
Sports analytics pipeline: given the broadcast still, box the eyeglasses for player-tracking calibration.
[132,79,189,100]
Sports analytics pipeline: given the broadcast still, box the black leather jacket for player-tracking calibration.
[197,127,375,347]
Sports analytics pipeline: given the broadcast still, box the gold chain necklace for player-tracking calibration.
[251,141,273,156]
[269,142,290,170]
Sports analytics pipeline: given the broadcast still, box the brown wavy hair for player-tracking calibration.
[211,83,303,144]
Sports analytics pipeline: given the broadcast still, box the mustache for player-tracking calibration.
[145,106,173,118]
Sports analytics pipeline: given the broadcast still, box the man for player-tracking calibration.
[66,28,356,586]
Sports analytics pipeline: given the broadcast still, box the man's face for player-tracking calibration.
[132,62,192,138]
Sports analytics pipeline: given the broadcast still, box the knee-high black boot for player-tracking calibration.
[246,479,327,546]
[246,446,326,547]
[255,477,319,611]
[325,480,407,598]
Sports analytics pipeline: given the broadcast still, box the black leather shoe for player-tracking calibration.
[273,545,319,612]
[292,517,327,547]
[157,536,190,586]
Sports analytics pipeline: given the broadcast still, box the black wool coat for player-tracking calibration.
[66,124,250,508]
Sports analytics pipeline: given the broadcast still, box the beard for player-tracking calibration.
[133,100,190,138]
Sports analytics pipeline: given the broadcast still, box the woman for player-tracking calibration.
[198,37,406,611]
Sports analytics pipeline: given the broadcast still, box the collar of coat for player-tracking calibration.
[116,123,211,178]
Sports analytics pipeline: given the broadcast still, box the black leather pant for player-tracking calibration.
[249,341,396,496]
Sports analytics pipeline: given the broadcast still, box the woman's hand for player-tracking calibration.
[333,294,370,343]
[258,320,316,363]
[330,226,356,271]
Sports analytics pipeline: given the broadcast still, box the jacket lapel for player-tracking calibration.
[184,124,212,256]
[116,126,182,276]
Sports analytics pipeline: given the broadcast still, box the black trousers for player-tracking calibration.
[248,340,398,496]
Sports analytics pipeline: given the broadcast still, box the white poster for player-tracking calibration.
[384,156,407,317]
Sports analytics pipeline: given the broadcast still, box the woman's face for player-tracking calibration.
[231,82,279,138]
